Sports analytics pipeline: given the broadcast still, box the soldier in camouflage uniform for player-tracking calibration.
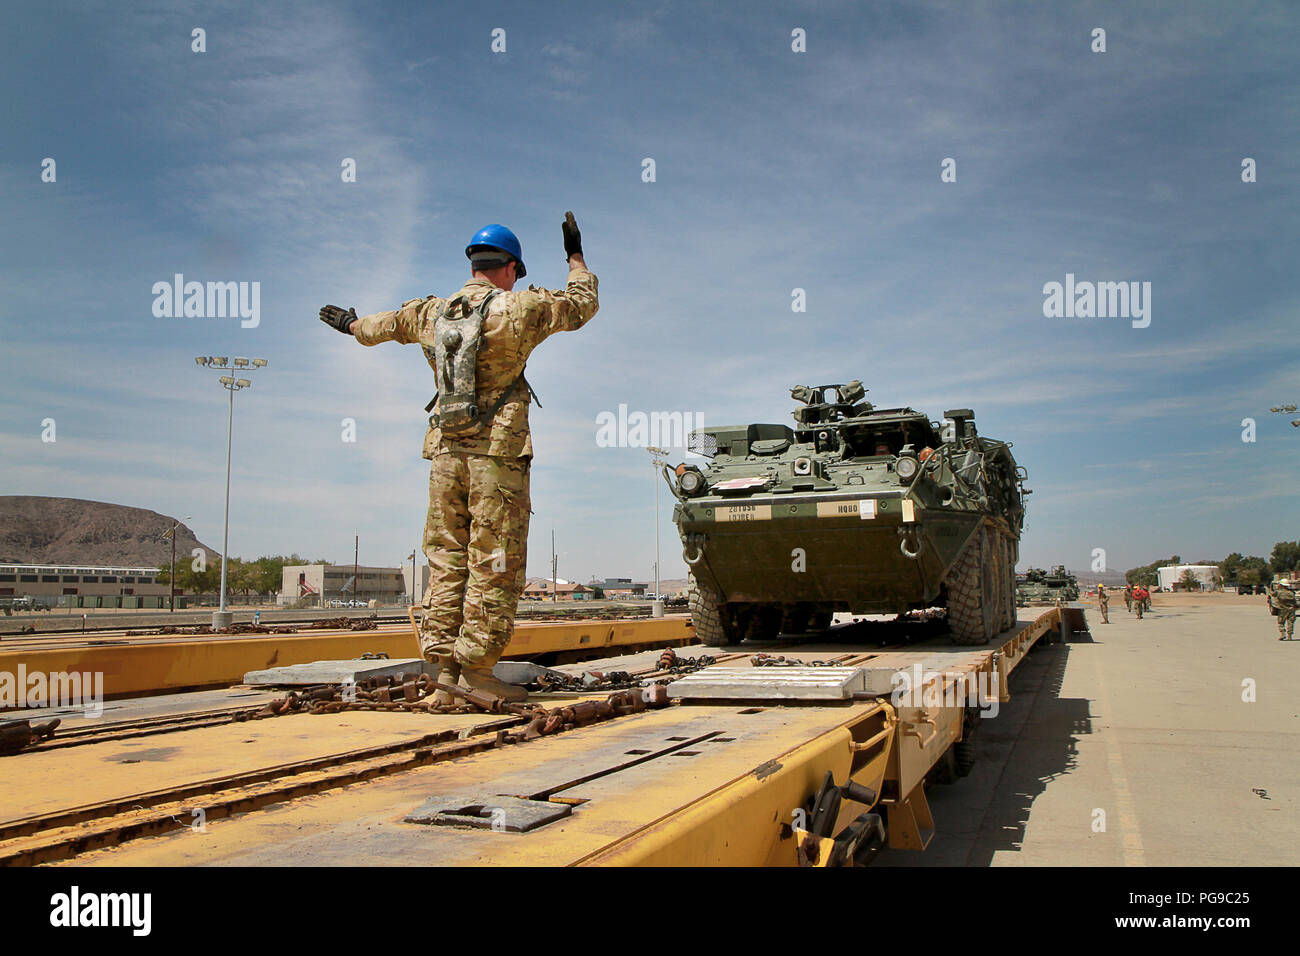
[319,214,597,701]
[1096,585,1109,624]
[1268,577,1296,641]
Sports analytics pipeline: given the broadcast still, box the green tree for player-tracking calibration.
[1238,567,1263,588]
[1178,569,1201,591]
[1270,541,1300,575]
[228,558,259,603]
[1125,555,1181,587]
[251,556,285,599]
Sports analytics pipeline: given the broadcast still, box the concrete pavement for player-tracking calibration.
[878,595,1300,866]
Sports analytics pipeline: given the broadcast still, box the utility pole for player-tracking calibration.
[647,447,669,599]
[354,534,359,605]
[162,515,190,612]
[551,529,558,602]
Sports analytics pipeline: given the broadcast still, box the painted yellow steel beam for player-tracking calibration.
[0,616,693,700]
[579,702,896,867]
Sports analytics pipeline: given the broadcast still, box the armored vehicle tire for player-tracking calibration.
[945,526,999,645]
[927,746,960,786]
[954,711,978,776]
[688,581,744,647]
[954,733,977,777]
[1001,535,1018,631]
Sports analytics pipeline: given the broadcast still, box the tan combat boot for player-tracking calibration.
[458,661,528,703]
[430,654,461,706]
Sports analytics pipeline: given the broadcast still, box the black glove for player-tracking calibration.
[562,210,583,259]
[319,304,358,334]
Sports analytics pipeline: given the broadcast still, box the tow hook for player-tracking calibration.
[683,532,707,565]
[898,524,923,560]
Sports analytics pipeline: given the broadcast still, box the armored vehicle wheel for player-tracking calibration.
[689,580,745,647]
[927,745,960,786]
[945,525,998,645]
[954,715,978,777]
[1001,534,1017,631]
[810,610,834,631]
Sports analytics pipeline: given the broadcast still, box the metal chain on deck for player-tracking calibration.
[245,650,729,740]
[750,654,843,667]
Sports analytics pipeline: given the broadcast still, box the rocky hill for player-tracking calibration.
[0,496,217,568]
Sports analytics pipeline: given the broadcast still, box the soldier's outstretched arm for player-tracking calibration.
[348,297,441,346]
[517,211,599,347]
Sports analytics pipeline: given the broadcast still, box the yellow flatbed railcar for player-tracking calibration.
[0,608,1081,866]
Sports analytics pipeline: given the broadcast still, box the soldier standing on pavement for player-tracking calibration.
[1268,577,1296,641]
[1097,584,1109,624]
[1132,585,1148,619]
[319,213,598,702]
[1123,584,1133,613]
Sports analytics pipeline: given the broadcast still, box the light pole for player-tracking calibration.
[647,446,669,602]
[196,356,267,629]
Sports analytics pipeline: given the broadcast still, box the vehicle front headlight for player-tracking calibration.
[677,467,706,496]
[896,456,919,483]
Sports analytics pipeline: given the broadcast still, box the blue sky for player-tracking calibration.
[2,0,1297,582]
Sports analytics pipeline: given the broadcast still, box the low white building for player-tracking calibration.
[279,563,424,607]
[1156,564,1222,592]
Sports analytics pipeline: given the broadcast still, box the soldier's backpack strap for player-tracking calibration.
[424,369,538,414]
[424,290,542,426]
[424,290,498,420]
[521,374,542,408]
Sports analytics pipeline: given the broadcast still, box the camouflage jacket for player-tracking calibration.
[352,268,599,458]
[1269,584,1296,609]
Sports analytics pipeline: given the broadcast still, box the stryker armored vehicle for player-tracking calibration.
[665,381,1029,646]
[1015,565,1079,606]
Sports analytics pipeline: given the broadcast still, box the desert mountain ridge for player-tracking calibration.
[0,496,218,568]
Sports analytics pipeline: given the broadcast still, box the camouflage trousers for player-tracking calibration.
[1098,600,1109,624]
[418,452,530,668]
[1277,606,1295,640]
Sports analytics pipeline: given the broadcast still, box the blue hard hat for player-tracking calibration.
[465,223,526,278]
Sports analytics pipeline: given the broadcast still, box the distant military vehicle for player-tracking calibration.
[666,380,1029,646]
[1015,566,1079,605]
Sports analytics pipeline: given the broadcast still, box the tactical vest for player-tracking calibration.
[424,290,537,437]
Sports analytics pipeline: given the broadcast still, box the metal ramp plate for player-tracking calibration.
[666,666,866,701]
[242,658,428,686]
[405,795,572,832]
